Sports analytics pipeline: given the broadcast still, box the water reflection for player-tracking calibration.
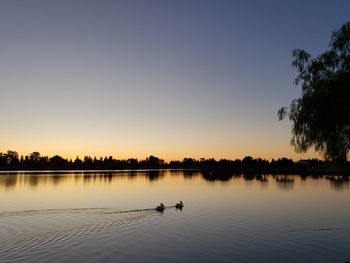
[256,175,268,182]
[145,170,165,181]
[182,170,201,178]
[326,175,350,190]
[202,170,236,181]
[275,175,295,191]
[0,171,349,191]
[0,175,17,188]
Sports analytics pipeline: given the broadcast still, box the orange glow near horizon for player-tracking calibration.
[0,144,321,162]
[0,118,321,162]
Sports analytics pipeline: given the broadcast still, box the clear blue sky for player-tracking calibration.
[0,0,349,160]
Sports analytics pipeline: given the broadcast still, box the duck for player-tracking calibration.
[156,203,165,212]
[175,201,184,209]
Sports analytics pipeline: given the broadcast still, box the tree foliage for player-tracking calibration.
[1,149,326,174]
[279,22,350,161]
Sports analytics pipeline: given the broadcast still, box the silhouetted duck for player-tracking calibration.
[175,201,184,209]
[156,203,165,212]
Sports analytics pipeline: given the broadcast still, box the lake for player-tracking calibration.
[0,170,349,263]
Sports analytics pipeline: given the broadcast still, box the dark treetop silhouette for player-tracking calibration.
[278,22,350,162]
[0,150,349,175]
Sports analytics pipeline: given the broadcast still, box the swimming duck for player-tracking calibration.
[175,201,184,209]
[156,203,165,212]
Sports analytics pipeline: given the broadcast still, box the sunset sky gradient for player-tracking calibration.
[1,0,349,161]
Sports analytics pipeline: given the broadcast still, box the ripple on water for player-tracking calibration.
[1,203,350,263]
[0,207,162,263]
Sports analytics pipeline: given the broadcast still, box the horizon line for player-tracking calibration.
[0,149,324,162]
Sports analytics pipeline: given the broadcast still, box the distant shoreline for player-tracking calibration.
[1,151,349,176]
[0,167,349,176]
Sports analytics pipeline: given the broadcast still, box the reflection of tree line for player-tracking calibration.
[1,151,349,175]
[0,171,167,188]
[0,171,349,191]
[325,176,350,190]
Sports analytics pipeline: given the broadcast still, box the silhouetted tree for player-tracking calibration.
[29,152,41,162]
[127,158,138,169]
[4,150,20,168]
[278,22,350,162]
[242,156,254,168]
[83,156,93,169]
[49,155,66,169]
[0,152,6,167]
[182,158,195,168]
[145,155,163,168]
[275,158,294,169]
[74,156,83,169]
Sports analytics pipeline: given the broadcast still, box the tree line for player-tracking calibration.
[1,150,348,174]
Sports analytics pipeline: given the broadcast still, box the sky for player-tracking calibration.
[0,0,349,161]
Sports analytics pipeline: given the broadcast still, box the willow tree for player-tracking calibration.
[278,22,350,162]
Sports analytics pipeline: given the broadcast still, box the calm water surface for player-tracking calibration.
[0,170,350,263]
